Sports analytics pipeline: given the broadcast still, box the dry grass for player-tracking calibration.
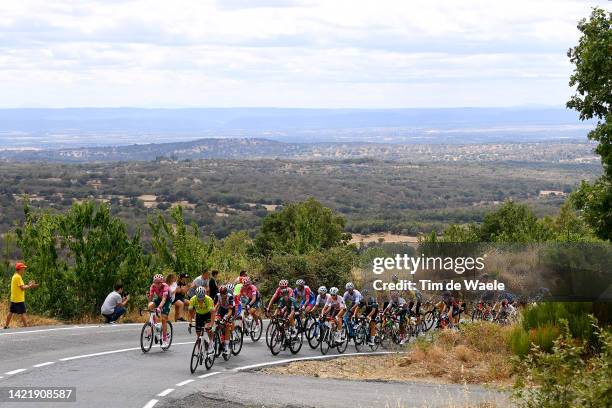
[0,300,62,327]
[264,322,516,387]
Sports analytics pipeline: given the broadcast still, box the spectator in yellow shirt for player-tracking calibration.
[3,262,38,329]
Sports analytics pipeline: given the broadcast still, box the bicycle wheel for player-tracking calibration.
[423,310,437,332]
[354,324,367,352]
[204,340,216,370]
[215,331,223,358]
[269,327,283,355]
[308,322,321,349]
[232,326,244,356]
[190,338,201,373]
[369,333,380,352]
[337,326,349,354]
[380,326,393,349]
[289,327,303,355]
[250,316,263,342]
[161,321,173,351]
[303,315,315,340]
[265,320,276,348]
[320,326,331,355]
[140,323,154,353]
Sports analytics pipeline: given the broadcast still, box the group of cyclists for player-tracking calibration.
[143,270,518,372]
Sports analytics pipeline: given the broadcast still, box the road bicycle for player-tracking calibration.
[188,323,217,373]
[319,315,349,355]
[140,308,173,353]
[307,315,326,349]
[236,303,263,342]
[379,312,402,349]
[353,315,380,352]
[213,317,243,360]
[268,316,303,355]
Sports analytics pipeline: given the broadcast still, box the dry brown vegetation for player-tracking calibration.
[264,322,515,387]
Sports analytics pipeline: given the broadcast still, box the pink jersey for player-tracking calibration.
[240,284,259,300]
[149,283,169,299]
[273,286,294,302]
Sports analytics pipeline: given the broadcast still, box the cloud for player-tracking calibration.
[0,0,609,107]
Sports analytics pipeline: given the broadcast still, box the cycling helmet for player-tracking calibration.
[329,287,339,295]
[318,286,328,295]
[390,290,399,298]
[295,279,305,287]
[279,279,289,288]
[345,282,354,290]
[392,274,399,283]
[226,283,235,292]
[362,289,370,296]
[280,288,291,297]
[195,286,206,299]
[219,285,228,295]
[243,277,251,285]
[153,274,164,283]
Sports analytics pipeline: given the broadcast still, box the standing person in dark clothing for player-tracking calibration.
[209,270,219,303]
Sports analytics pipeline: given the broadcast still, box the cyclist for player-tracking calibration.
[148,274,171,347]
[266,279,293,315]
[354,292,379,346]
[322,287,347,342]
[294,279,316,315]
[343,282,362,337]
[314,286,330,315]
[277,288,300,338]
[214,285,235,358]
[383,290,408,344]
[189,286,216,354]
[239,277,262,320]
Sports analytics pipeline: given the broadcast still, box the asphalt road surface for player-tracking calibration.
[0,323,508,408]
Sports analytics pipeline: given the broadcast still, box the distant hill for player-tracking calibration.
[0,137,597,164]
[0,107,592,149]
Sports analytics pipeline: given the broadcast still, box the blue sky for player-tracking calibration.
[0,0,609,108]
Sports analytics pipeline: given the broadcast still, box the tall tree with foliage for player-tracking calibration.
[567,8,612,240]
[253,198,351,257]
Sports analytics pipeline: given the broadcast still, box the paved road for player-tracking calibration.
[0,323,508,408]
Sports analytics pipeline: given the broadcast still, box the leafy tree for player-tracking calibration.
[253,198,351,257]
[567,8,612,240]
[149,205,212,277]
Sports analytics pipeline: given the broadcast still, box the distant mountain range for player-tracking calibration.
[0,137,597,164]
[0,107,593,149]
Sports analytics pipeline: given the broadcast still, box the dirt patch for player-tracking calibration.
[264,323,515,387]
[350,233,419,244]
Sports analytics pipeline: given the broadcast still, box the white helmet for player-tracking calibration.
[329,287,339,295]
[345,282,354,290]
[195,286,206,299]
[153,274,164,283]
[318,286,327,295]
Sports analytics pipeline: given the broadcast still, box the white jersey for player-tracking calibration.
[315,293,330,307]
[324,295,346,310]
[343,289,362,306]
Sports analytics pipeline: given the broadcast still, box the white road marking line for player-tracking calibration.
[0,323,144,337]
[4,368,27,375]
[58,342,192,361]
[142,399,159,408]
[175,379,194,387]
[33,362,55,368]
[157,388,174,397]
[198,372,220,379]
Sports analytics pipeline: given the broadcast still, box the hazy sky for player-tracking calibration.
[0,0,609,108]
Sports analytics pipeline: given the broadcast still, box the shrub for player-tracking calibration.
[513,319,612,408]
[510,325,531,357]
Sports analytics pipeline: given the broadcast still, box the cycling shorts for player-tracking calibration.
[153,296,172,316]
[195,312,212,330]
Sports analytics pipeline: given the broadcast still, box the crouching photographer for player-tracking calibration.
[101,282,130,324]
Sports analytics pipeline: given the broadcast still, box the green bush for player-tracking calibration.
[513,319,612,408]
[510,325,531,357]
[522,302,595,344]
